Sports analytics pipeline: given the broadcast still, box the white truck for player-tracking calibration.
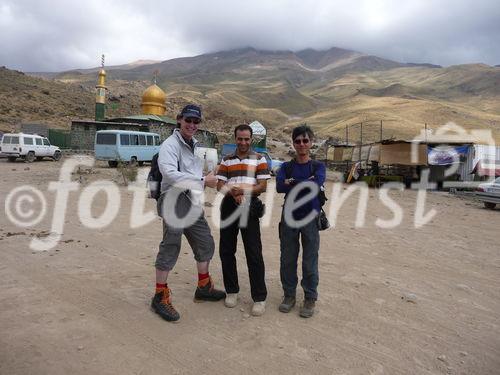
[0,133,62,162]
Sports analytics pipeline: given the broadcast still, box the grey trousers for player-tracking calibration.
[155,191,215,271]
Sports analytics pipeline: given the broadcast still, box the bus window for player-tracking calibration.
[120,134,130,145]
[96,133,117,145]
[131,134,139,146]
[155,136,161,146]
[139,135,146,145]
[147,135,153,146]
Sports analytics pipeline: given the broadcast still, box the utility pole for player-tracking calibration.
[380,120,383,142]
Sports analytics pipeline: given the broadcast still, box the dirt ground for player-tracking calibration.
[0,157,499,375]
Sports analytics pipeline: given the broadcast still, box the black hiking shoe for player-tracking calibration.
[151,287,180,322]
[299,298,316,318]
[279,296,296,313]
[194,277,226,302]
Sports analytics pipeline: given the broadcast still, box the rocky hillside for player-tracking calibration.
[2,47,500,142]
[0,67,147,132]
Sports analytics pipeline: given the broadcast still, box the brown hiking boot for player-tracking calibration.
[194,277,226,302]
[151,287,180,322]
[299,298,316,318]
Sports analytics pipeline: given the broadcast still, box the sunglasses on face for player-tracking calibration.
[293,138,310,145]
[184,117,201,124]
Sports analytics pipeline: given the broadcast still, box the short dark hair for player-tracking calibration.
[234,124,253,138]
[292,124,314,140]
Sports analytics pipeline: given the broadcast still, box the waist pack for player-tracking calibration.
[249,198,265,219]
[317,209,330,231]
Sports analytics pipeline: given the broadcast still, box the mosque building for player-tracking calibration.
[70,62,218,150]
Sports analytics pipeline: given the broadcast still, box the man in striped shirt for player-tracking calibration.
[216,124,271,316]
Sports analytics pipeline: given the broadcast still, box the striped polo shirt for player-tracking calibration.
[217,151,271,185]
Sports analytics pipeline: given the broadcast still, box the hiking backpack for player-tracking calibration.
[147,153,162,200]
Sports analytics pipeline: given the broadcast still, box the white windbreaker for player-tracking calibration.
[158,129,204,198]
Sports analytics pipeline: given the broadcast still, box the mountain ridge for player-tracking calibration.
[2,46,499,142]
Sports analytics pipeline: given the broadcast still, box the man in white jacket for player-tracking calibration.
[152,104,225,322]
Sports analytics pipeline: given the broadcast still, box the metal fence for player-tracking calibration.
[48,129,71,149]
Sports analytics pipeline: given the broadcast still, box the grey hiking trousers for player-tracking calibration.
[155,190,215,271]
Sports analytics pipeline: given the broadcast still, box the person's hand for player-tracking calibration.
[234,194,246,205]
[230,185,244,197]
[204,171,217,189]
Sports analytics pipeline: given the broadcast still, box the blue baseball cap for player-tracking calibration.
[180,104,202,119]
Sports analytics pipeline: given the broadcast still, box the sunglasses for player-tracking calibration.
[184,117,201,124]
[293,138,310,145]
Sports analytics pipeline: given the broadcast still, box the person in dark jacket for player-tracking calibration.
[276,124,326,318]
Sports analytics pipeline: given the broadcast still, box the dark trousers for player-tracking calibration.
[279,217,320,300]
[219,197,267,302]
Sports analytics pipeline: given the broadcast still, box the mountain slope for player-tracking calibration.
[3,47,499,142]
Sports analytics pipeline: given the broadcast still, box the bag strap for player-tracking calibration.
[311,159,319,176]
[284,159,294,179]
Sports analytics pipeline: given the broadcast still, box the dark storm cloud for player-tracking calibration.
[1,0,499,72]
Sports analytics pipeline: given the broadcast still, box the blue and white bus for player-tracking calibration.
[95,130,161,167]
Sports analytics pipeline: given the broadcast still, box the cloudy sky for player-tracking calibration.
[1,0,499,72]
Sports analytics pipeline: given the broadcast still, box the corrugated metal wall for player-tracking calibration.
[457,146,475,181]
[48,129,71,149]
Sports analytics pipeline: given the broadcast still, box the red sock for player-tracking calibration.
[156,283,167,293]
[198,273,210,286]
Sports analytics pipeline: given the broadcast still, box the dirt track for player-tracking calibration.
[0,158,499,375]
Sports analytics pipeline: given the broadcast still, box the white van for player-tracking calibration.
[0,133,62,162]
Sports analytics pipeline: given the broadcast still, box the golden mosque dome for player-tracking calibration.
[141,84,166,115]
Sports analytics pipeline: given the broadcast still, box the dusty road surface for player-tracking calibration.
[0,157,499,375]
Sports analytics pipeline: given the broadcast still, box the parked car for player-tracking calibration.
[475,177,500,209]
[0,133,62,162]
